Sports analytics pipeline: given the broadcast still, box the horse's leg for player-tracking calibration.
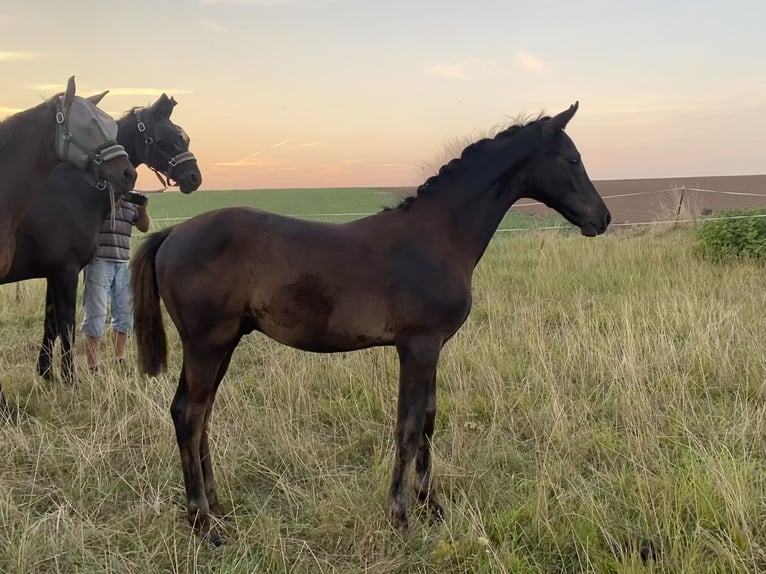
[414,371,443,519]
[52,273,79,384]
[170,343,230,545]
[36,283,57,380]
[200,343,238,517]
[0,228,14,279]
[387,334,442,534]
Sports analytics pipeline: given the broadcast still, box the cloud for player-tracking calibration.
[28,84,195,97]
[425,58,496,81]
[0,105,23,116]
[516,53,545,73]
[201,0,335,5]
[201,19,229,33]
[0,51,40,62]
[209,139,320,168]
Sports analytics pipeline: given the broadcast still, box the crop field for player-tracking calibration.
[0,186,764,573]
[142,186,569,230]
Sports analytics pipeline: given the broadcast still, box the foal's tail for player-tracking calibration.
[131,226,174,376]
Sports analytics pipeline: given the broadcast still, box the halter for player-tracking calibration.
[134,109,196,191]
[54,97,128,175]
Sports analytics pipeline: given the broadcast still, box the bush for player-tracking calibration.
[695,208,766,261]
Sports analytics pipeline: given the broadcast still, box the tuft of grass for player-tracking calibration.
[694,208,766,262]
[1,230,764,573]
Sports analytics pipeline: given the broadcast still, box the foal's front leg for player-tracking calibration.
[387,335,442,534]
[414,372,443,519]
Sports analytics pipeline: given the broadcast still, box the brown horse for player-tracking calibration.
[0,76,137,279]
[1,94,201,385]
[131,102,611,544]
[0,76,137,410]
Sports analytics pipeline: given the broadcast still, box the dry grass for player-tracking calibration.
[1,230,764,573]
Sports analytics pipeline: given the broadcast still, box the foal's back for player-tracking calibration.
[155,206,472,352]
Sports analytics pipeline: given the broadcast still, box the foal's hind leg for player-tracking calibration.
[387,335,442,534]
[199,343,238,517]
[414,372,443,520]
[171,344,231,545]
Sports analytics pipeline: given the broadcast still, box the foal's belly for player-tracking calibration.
[253,315,395,353]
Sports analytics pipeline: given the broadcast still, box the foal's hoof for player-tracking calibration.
[36,363,53,381]
[419,495,444,522]
[386,502,410,536]
[204,526,225,548]
[190,513,225,547]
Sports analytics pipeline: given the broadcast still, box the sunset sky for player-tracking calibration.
[1,0,764,191]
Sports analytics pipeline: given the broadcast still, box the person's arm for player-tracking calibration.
[135,199,151,233]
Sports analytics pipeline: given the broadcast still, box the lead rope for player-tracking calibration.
[108,182,116,230]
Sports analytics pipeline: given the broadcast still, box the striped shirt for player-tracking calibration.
[94,201,140,261]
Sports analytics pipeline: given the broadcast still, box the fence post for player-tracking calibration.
[674,186,686,228]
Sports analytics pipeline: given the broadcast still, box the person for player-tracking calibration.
[81,192,150,372]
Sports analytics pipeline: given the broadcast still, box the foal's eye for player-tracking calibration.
[569,158,580,165]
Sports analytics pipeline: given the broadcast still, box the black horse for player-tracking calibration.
[1,94,202,384]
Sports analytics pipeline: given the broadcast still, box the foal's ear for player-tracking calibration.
[544,101,579,137]
[63,76,76,108]
[152,93,177,118]
[85,90,109,106]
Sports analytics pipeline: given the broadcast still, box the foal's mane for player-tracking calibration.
[0,94,60,152]
[386,113,547,211]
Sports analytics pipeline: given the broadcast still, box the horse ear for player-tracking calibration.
[544,101,579,137]
[152,93,176,118]
[63,76,76,108]
[85,90,109,106]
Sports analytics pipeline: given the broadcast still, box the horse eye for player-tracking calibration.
[569,158,580,165]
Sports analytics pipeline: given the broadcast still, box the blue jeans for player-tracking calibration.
[81,258,134,337]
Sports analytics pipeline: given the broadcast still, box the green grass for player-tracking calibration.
[1,227,764,573]
[143,188,569,230]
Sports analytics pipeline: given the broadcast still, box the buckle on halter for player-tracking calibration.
[95,181,108,191]
[55,111,65,124]
[168,157,178,167]
[145,136,154,145]
[92,154,104,166]
[63,131,72,142]
[137,121,146,133]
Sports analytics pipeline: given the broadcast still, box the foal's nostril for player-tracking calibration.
[189,172,200,185]
[606,212,612,226]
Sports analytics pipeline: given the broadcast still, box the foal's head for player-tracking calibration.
[522,102,611,236]
[56,76,137,193]
[131,94,202,194]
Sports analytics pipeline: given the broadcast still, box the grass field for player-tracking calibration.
[142,187,570,230]
[0,188,764,573]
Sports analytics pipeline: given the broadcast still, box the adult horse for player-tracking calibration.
[131,102,611,544]
[0,76,137,409]
[0,94,201,384]
[0,76,137,280]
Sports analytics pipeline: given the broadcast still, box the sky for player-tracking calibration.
[1,0,764,191]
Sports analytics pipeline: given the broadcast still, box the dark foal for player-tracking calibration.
[131,102,611,544]
[0,76,136,407]
[1,94,201,384]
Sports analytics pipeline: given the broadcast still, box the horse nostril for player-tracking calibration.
[606,212,612,226]
[190,173,199,185]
